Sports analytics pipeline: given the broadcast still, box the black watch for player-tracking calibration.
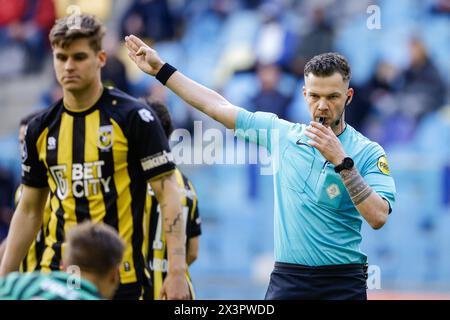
[334,157,354,173]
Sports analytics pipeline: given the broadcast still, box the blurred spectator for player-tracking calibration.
[254,1,293,66]
[371,39,446,148]
[47,81,64,106]
[247,63,292,199]
[429,0,450,14]
[291,5,335,77]
[250,63,292,120]
[209,0,238,18]
[242,0,264,9]
[0,0,55,75]
[445,163,450,208]
[349,62,399,133]
[362,61,415,146]
[145,83,196,133]
[396,38,446,122]
[146,82,169,103]
[102,32,131,93]
[32,79,63,110]
[120,0,176,42]
[362,37,447,147]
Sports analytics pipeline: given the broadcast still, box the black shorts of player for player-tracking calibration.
[265,262,368,300]
[113,282,152,300]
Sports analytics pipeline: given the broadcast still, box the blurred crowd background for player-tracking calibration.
[0,0,449,299]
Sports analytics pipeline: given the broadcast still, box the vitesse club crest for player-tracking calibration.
[377,155,390,175]
[98,125,113,151]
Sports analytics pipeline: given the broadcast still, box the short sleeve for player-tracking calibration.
[21,119,48,188]
[361,143,396,213]
[235,109,292,153]
[129,106,175,181]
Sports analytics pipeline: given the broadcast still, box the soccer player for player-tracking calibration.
[0,15,190,300]
[0,221,124,300]
[125,35,397,300]
[0,110,51,272]
[143,100,201,299]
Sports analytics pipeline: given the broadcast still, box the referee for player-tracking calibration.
[0,15,190,300]
[125,35,396,300]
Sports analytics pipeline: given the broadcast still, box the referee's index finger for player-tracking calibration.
[309,121,327,132]
[128,34,147,50]
[125,36,139,52]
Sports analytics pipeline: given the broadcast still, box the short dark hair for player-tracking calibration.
[64,222,124,276]
[304,52,351,82]
[49,14,106,52]
[145,99,174,138]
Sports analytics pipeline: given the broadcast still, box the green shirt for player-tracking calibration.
[0,271,102,300]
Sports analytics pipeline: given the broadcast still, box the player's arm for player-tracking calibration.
[305,122,389,229]
[186,236,199,266]
[125,35,240,129]
[0,186,48,275]
[149,173,190,300]
[187,192,201,266]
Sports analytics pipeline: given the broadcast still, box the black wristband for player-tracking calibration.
[155,63,177,85]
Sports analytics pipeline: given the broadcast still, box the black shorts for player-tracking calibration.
[113,282,152,300]
[265,262,368,300]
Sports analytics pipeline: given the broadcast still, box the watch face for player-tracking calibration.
[344,157,354,169]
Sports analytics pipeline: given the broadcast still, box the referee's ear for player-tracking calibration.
[345,88,354,106]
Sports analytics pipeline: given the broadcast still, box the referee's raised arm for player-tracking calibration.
[125,35,240,129]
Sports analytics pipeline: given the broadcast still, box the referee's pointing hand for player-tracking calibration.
[125,35,165,76]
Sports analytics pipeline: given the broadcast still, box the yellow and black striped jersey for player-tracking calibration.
[15,185,51,272]
[143,168,201,299]
[21,87,175,285]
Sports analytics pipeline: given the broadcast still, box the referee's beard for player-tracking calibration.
[328,108,346,136]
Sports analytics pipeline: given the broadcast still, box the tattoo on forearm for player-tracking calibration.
[340,168,373,206]
[165,212,183,235]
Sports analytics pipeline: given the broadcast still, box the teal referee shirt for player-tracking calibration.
[235,110,396,266]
